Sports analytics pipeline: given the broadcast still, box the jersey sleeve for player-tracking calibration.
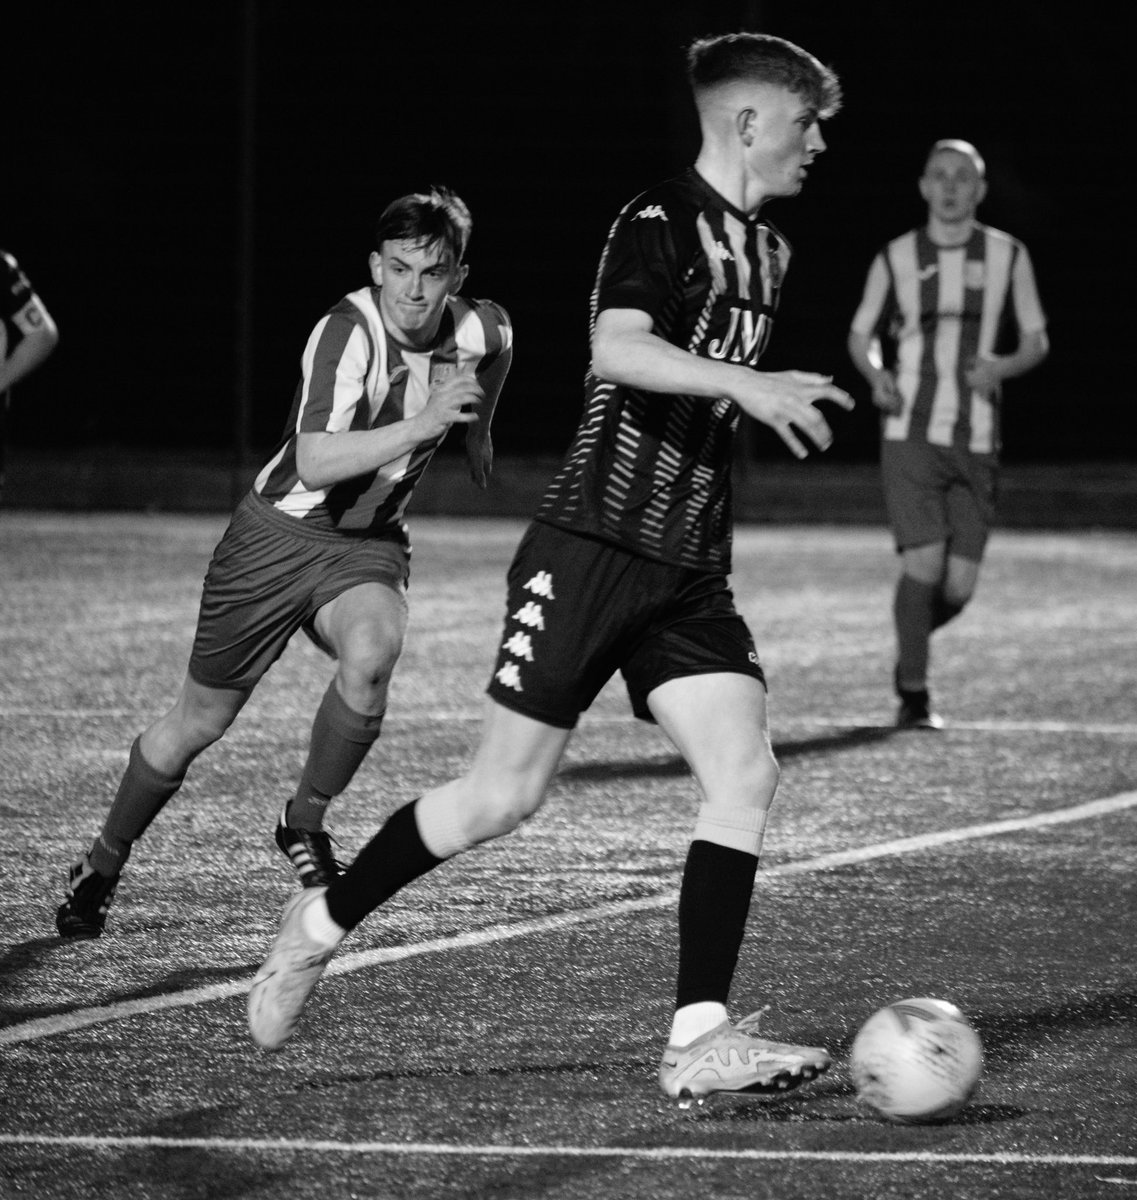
[594,200,686,321]
[471,298,513,371]
[1010,244,1046,335]
[295,310,374,434]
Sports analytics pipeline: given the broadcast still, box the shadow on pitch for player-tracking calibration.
[558,725,903,783]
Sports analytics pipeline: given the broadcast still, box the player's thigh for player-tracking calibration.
[461,698,573,826]
[881,440,950,551]
[945,454,996,562]
[647,672,777,807]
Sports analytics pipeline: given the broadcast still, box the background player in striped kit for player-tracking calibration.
[248,33,853,1107]
[1,248,59,500]
[56,187,512,937]
[847,140,1048,728]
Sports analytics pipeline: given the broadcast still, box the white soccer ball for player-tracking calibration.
[849,996,983,1123]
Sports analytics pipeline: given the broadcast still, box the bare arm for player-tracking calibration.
[846,329,903,415]
[0,299,59,392]
[464,344,512,488]
[295,370,483,491]
[965,329,1050,397]
[592,307,853,459]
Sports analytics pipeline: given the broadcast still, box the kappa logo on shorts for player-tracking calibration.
[524,570,555,600]
[495,662,523,692]
[512,601,545,630]
[502,631,534,661]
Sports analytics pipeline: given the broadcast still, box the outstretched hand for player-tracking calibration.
[735,370,854,459]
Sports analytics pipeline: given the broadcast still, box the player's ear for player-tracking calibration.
[451,263,469,295]
[368,250,383,287]
[918,175,932,204]
[975,178,988,205]
[737,108,756,147]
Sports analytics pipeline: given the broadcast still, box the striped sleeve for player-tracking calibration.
[295,310,374,434]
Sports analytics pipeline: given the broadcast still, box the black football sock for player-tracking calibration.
[675,839,759,1010]
[893,574,938,692]
[287,682,384,830]
[88,737,185,877]
[325,799,444,931]
[931,595,965,631]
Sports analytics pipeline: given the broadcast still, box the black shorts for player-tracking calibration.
[188,492,409,690]
[485,521,765,730]
[880,440,998,560]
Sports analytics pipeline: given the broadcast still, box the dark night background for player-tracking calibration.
[2,0,1131,471]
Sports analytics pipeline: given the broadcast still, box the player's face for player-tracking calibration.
[742,85,826,198]
[370,238,468,347]
[920,151,986,225]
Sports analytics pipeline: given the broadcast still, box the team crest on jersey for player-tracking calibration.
[964,261,986,290]
[711,241,734,262]
[430,362,456,384]
[633,204,667,221]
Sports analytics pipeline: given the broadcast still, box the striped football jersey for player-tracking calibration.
[537,169,790,572]
[255,288,511,537]
[850,224,1046,454]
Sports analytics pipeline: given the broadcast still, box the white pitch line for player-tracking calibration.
[0,1133,1134,1167]
[2,791,1134,1050]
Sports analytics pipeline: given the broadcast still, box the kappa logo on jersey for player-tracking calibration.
[502,631,535,661]
[512,601,545,630]
[495,662,524,692]
[524,570,555,600]
[632,204,668,221]
[706,307,773,366]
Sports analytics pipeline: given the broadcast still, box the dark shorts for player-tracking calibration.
[880,440,998,560]
[485,521,766,730]
[188,492,409,690]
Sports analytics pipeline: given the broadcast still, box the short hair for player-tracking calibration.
[375,186,473,263]
[686,31,842,119]
[925,139,986,178]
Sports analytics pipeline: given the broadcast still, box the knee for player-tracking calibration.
[463,782,544,844]
[337,632,403,698]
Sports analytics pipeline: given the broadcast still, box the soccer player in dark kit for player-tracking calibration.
[56,187,512,937]
[249,33,852,1107]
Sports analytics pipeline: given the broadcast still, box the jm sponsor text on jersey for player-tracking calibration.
[707,307,773,366]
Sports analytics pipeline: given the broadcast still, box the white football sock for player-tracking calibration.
[301,892,347,948]
[669,1001,729,1047]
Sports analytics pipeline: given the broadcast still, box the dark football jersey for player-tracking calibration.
[537,168,790,572]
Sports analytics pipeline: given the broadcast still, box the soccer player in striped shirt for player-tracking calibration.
[249,33,852,1107]
[56,187,512,937]
[848,140,1049,728]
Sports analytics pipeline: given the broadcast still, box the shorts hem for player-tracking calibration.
[485,687,579,731]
